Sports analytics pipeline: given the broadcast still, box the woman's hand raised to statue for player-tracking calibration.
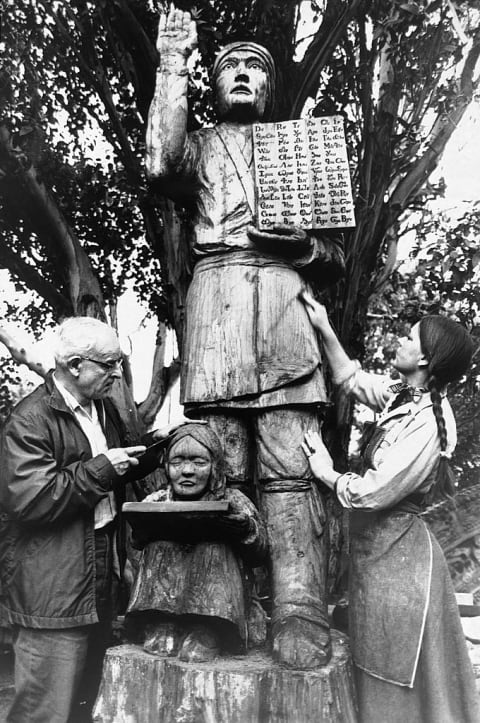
[157,6,198,58]
[300,291,331,336]
[247,224,311,257]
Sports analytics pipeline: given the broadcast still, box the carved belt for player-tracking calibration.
[193,249,292,273]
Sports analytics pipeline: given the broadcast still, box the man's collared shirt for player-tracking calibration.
[53,375,116,529]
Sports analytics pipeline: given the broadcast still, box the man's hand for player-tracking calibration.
[151,417,207,442]
[300,291,331,336]
[301,430,338,489]
[157,6,198,59]
[247,224,311,257]
[104,446,146,476]
[143,489,167,503]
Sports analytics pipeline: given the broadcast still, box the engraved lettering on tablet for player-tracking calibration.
[253,116,355,230]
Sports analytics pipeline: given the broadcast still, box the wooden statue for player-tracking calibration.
[146,6,345,669]
[126,424,268,662]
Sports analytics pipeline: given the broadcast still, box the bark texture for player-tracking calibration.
[94,631,356,723]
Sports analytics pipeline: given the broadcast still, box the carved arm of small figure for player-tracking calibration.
[219,491,268,568]
[145,6,198,179]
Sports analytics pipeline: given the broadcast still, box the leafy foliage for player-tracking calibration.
[1,0,479,430]
[364,203,480,489]
[0,357,35,424]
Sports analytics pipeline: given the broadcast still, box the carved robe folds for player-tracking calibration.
[162,120,344,667]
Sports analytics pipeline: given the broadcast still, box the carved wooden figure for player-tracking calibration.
[126,424,267,662]
[146,6,345,669]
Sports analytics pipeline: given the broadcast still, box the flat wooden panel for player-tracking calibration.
[123,501,231,543]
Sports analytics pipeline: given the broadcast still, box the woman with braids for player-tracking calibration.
[300,292,479,723]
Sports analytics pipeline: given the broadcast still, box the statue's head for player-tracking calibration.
[165,423,226,501]
[213,42,276,122]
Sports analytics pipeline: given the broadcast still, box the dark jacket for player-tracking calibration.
[0,376,155,628]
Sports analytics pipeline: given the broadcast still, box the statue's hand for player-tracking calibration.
[157,6,198,59]
[247,224,311,257]
[221,498,252,538]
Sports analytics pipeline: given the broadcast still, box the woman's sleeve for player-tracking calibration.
[334,361,393,412]
[336,409,440,510]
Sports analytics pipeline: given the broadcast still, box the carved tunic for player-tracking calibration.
[170,122,335,407]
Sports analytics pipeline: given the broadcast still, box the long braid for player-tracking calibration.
[419,315,473,501]
[427,376,448,454]
[427,376,456,500]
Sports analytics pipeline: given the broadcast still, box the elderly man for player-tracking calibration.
[0,317,167,723]
[146,7,345,669]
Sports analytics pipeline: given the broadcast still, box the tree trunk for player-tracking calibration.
[94,631,357,723]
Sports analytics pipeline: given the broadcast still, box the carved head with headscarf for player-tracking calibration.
[213,41,276,121]
[164,423,226,501]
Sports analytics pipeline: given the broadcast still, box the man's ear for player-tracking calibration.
[418,354,429,368]
[67,356,82,377]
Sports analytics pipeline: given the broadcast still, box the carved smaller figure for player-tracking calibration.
[126,424,267,663]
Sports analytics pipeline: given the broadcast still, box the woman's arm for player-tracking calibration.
[300,291,353,383]
[304,409,440,510]
[300,291,392,410]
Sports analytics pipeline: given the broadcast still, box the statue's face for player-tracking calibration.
[215,50,268,121]
[167,437,212,500]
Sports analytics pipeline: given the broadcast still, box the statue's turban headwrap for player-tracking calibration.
[213,41,276,120]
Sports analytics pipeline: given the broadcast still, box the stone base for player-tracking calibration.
[93,630,357,723]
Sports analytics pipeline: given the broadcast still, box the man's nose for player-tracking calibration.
[111,366,122,379]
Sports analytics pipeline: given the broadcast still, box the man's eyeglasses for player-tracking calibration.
[81,356,123,372]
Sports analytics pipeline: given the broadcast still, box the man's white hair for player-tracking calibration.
[53,317,118,366]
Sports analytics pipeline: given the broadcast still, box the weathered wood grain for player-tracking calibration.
[94,631,356,723]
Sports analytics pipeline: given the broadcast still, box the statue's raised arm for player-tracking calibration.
[146,7,198,179]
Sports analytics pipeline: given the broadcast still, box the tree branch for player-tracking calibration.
[0,238,70,315]
[0,326,50,379]
[36,0,142,185]
[0,125,106,318]
[102,0,158,122]
[389,32,480,216]
[137,323,181,429]
[289,0,364,118]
